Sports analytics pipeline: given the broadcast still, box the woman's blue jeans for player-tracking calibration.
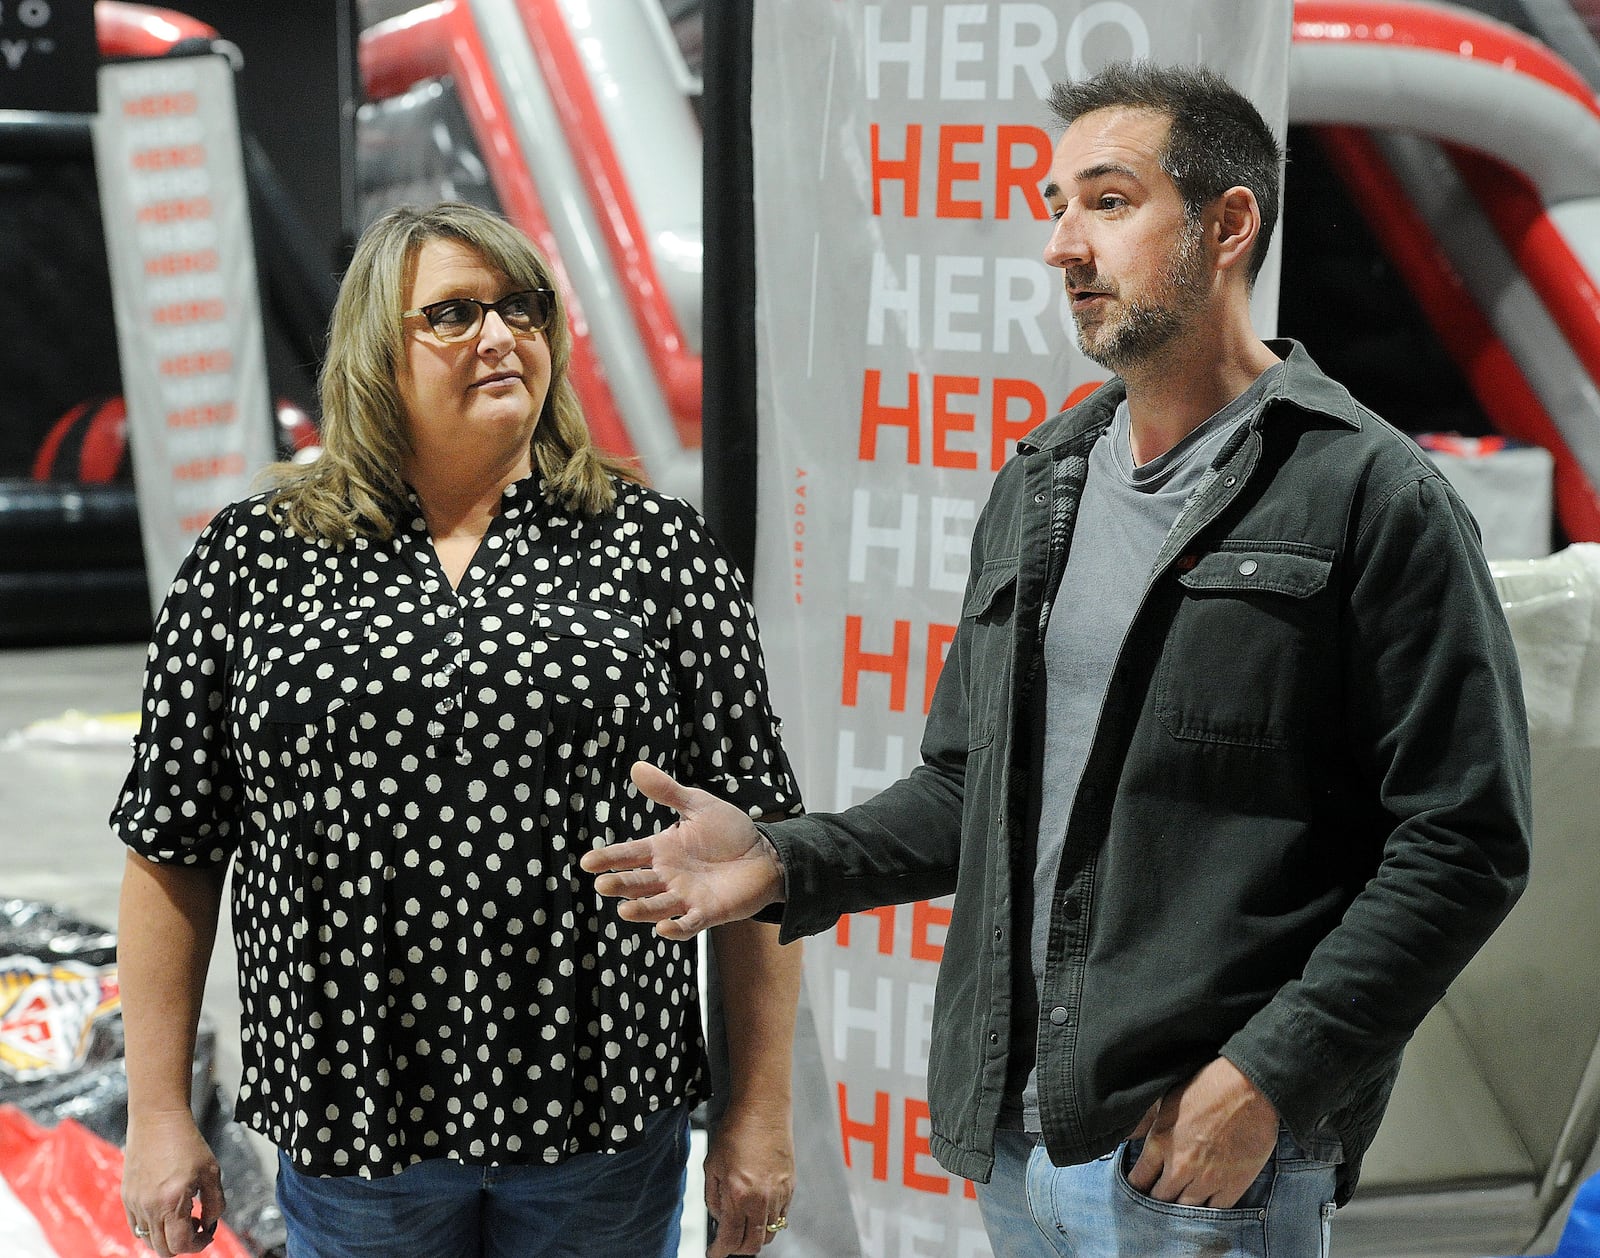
[276,1103,691,1258]
[975,1124,1339,1257]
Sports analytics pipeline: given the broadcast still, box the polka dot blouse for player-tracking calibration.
[110,475,802,1178]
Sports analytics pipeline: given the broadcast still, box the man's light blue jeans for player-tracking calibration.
[276,1103,690,1258]
[975,1124,1340,1257]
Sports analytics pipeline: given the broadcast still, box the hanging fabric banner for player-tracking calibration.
[95,53,276,612]
[750,5,1291,1253]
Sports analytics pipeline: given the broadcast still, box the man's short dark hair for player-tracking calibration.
[1048,61,1284,287]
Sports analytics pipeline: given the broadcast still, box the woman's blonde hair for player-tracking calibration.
[268,201,639,541]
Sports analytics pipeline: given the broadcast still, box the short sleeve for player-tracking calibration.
[651,496,803,820]
[109,502,249,865]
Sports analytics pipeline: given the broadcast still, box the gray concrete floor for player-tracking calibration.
[2,642,147,937]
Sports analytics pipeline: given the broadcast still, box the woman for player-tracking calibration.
[112,202,802,1258]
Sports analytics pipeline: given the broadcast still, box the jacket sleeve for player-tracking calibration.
[763,475,1017,944]
[1221,469,1532,1136]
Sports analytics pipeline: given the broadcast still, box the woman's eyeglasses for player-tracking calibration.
[402,289,555,342]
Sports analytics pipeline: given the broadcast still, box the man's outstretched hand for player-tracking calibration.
[580,762,787,940]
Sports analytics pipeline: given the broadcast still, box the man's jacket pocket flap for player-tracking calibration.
[1178,550,1331,598]
[962,561,1018,619]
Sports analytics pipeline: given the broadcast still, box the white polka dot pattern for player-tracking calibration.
[111,476,801,1178]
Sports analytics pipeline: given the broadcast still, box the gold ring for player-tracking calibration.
[765,1215,788,1233]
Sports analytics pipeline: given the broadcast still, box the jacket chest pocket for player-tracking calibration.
[960,559,1018,750]
[1155,548,1333,751]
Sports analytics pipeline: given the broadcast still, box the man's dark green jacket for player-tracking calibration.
[763,341,1531,1203]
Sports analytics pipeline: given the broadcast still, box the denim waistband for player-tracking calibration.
[1020,1121,1344,1166]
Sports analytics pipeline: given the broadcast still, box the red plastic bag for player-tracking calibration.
[0,1105,251,1257]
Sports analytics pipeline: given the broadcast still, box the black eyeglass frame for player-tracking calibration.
[401,288,556,341]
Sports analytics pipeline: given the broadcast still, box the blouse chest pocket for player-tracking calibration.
[1156,547,1334,751]
[529,600,653,709]
[251,608,375,724]
[960,559,1019,750]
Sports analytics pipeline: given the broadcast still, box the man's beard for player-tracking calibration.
[1071,218,1209,373]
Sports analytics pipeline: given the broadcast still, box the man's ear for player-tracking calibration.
[1210,185,1262,277]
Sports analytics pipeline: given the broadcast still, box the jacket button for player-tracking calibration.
[1049,1006,1069,1026]
[1238,559,1259,576]
[989,1031,999,1044]
[994,928,1003,941]
[1062,898,1080,920]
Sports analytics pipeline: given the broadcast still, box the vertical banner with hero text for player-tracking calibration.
[95,54,276,613]
[750,4,1290,1253]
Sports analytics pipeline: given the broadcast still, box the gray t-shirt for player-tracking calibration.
[1017,364,1282,1129]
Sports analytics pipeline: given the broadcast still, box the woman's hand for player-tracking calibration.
[704,1099,795,1258]
[122,1108,225,1255]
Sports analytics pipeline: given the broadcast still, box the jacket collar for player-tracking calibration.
[1016,339,1362,457]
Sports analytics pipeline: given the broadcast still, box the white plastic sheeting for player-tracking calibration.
[1497,543,1600,749]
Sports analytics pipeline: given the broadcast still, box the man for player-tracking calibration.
[583,62,1531,1255]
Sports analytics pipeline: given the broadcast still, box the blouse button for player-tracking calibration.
[438,696,455,713]
[445,631,463,647]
